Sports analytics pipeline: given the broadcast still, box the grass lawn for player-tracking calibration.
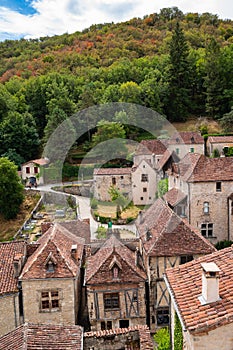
[95,201,144,220]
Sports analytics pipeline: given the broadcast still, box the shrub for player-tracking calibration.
[153,327,170,350]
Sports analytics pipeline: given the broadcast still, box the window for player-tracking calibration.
[180,255,193,264]
[140,197,144,201]
[157,308,169,325]
[40,290,60,312]
[26,167,30,174]
[47,261,55,273]
[141,174,148,182]
[101,321,112,330]
[203,202,209,214]
[112,177,116,185]
[34,166,38,174]
[216,182,222,192]
[120,175,124,179]
[190,147,194,153]
[104,293,120,310]
[175,148,179,155]
[119,319,129,328]
[143,188,147,192]
[113,266,119,279]
[201,223,213,237]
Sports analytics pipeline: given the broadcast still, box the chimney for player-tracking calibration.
[135,247,140,267]
[199,262,220,305]
[71,244,78,260]
[13,253,23,278]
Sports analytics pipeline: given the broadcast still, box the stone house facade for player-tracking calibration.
[168,153,233,243]
[135,198,215,332]
[19,223,85,326]
[21,158,49,186]
[85,234,147,332]
[167,131,204,159]
[93,168,132,201]
[165,246,233,350]
[0,241,27,337]
[206,135,233,156]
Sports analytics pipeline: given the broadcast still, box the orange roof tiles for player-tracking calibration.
[163,188,187,207]
[165,246,233,334]
[86,234,146,284]
[168,131,204,145]
[22,158,49,166]
[172,153,233,182]
[0,241,26,295]
[208,135,233,144]
[136,198,215,256]
[20,223,85,280]
[136,139,167,155]
[0,323,83,349]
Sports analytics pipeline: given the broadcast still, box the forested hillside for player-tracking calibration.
[0,7,233,166]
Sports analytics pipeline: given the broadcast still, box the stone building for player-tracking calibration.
[19,223,85,326]
[167,131,204,159]
[93,167,132,201]
[133,139,167,166]
[0,241,27,337]
[206,135,233,156]
[85,234,147,331]
[168,153,233,243]
[21,158,49,186]
[165,245,233,350]
[135,198,215,332]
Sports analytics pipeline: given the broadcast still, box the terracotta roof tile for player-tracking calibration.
[20,223,85,280]
[59,219,91,244]
[86,235,146,283]
[0,241,26,295]
[165,246,233,334]
[208,136,233,144]
[168,131,204,145]
[0,323,83,349]
[22,158,49,166]
[163,188,187,207]
[136,139,167,155]
[136,198,215,256]
[93,167,132,175]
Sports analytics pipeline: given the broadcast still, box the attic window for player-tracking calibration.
[191,136,195,143]
[113,266,119,279]
[176,137,180,143]
[47,261,55,273]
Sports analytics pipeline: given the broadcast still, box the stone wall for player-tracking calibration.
[21,279,76,325]
[0,294,20,337]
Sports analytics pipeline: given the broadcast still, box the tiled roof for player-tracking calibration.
[171,153,233,182]
[168,131,204,145]
[163,188,187,207]
[84,325,153,350]
[0,323,83,349]
[59,219,91,244]
[156,149,180,171]
[136,198,215,256]
[20,223,85,280]
[165,246,233,334]
[0,241,26,295]
[22,158,49,166]
[93,167,132,175]
[136,139,167,155]
[208,135,233,144]
[86,234,146,283]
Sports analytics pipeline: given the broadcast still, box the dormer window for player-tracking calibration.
[113,266,119,279]
[190,136,195,143]
[47,261,55,273]
[109,257,122,280]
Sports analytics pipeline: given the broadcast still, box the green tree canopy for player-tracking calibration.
[0,157,24,219]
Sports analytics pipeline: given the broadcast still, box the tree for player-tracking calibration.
[108,185,128,217]
[157,178,168,198]
[220,107,233,132]
[0,157,24,219]
[165,22,191,121]
[153,327,170,350]
[43,107,68,144]
[204,38,223,118]
[0,111,40,162]
[92,120,127,159]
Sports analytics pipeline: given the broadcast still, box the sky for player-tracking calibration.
[0,0,232,42]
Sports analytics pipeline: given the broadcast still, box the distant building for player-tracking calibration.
[93,167,132,201]
[135,198,215,331]
[206,135,233,156]
[85,234,147,331]
[165,245,233,350]
[21,158,49,186]
[167,131,204,159]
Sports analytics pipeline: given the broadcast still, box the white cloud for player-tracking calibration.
[0,0,232,41]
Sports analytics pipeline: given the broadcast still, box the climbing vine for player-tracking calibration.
[174,313,183,350]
